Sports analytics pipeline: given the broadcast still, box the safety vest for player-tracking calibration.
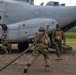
[55,30,62,40]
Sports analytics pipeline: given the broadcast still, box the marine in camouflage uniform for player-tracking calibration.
[1,36,9,54]
[52,24,66,60]
[24,27,50,73]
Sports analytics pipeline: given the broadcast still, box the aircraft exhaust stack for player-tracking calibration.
[46,1,66,6]
[15,0,34,5]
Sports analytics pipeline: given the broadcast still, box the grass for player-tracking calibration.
[65,32,76,45]
[65,32,76,39]
[66,39,76,45]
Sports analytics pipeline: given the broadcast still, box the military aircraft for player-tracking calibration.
[0,0,75,51]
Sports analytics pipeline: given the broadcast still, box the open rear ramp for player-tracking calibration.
[49,44,72,53]
[62,45,72,52]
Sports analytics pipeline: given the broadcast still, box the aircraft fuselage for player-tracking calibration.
[0,1,76,28]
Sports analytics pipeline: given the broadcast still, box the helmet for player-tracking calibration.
[38,27,45,31]
[1,36,6,39]
[56,24,61,28]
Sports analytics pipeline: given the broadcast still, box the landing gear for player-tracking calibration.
[18,43,29,52]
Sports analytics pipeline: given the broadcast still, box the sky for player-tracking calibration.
[4,0,76,6]
[34,0,76,6]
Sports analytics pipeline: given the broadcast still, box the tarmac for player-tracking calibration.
[0,45,76,75]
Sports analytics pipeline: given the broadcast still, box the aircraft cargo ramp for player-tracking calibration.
[62,45,72,52]
[50,44,72,53]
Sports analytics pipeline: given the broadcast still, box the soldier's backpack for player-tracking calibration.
[35,32,50,45]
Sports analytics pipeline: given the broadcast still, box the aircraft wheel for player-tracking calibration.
[18,43,29,52]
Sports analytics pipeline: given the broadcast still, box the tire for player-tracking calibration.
[18,43,29,52]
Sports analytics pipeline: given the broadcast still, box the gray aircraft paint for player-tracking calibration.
[6,18,57,43]
[0,0,76,43]
[0,1,76,26]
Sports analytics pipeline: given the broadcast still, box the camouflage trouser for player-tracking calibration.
[26,44,50,67]
[55,40,62,58]
[1,46,8,54]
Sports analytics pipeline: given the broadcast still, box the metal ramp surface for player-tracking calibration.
[62,45,72,52]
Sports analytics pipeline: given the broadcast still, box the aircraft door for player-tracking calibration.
[18,24,27,42]
[0,12,4,24]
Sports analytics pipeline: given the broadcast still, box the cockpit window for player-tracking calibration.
[0,16,1,20]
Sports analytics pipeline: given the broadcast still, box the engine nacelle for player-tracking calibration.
[0,18,58,43]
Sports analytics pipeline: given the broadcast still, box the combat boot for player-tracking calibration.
[45,67,49,72]
[57,57,62,60]
[24,65,29,73]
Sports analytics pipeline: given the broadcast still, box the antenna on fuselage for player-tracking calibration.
[40,2,44,6]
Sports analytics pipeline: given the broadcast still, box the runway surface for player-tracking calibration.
[0,45,76,75]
